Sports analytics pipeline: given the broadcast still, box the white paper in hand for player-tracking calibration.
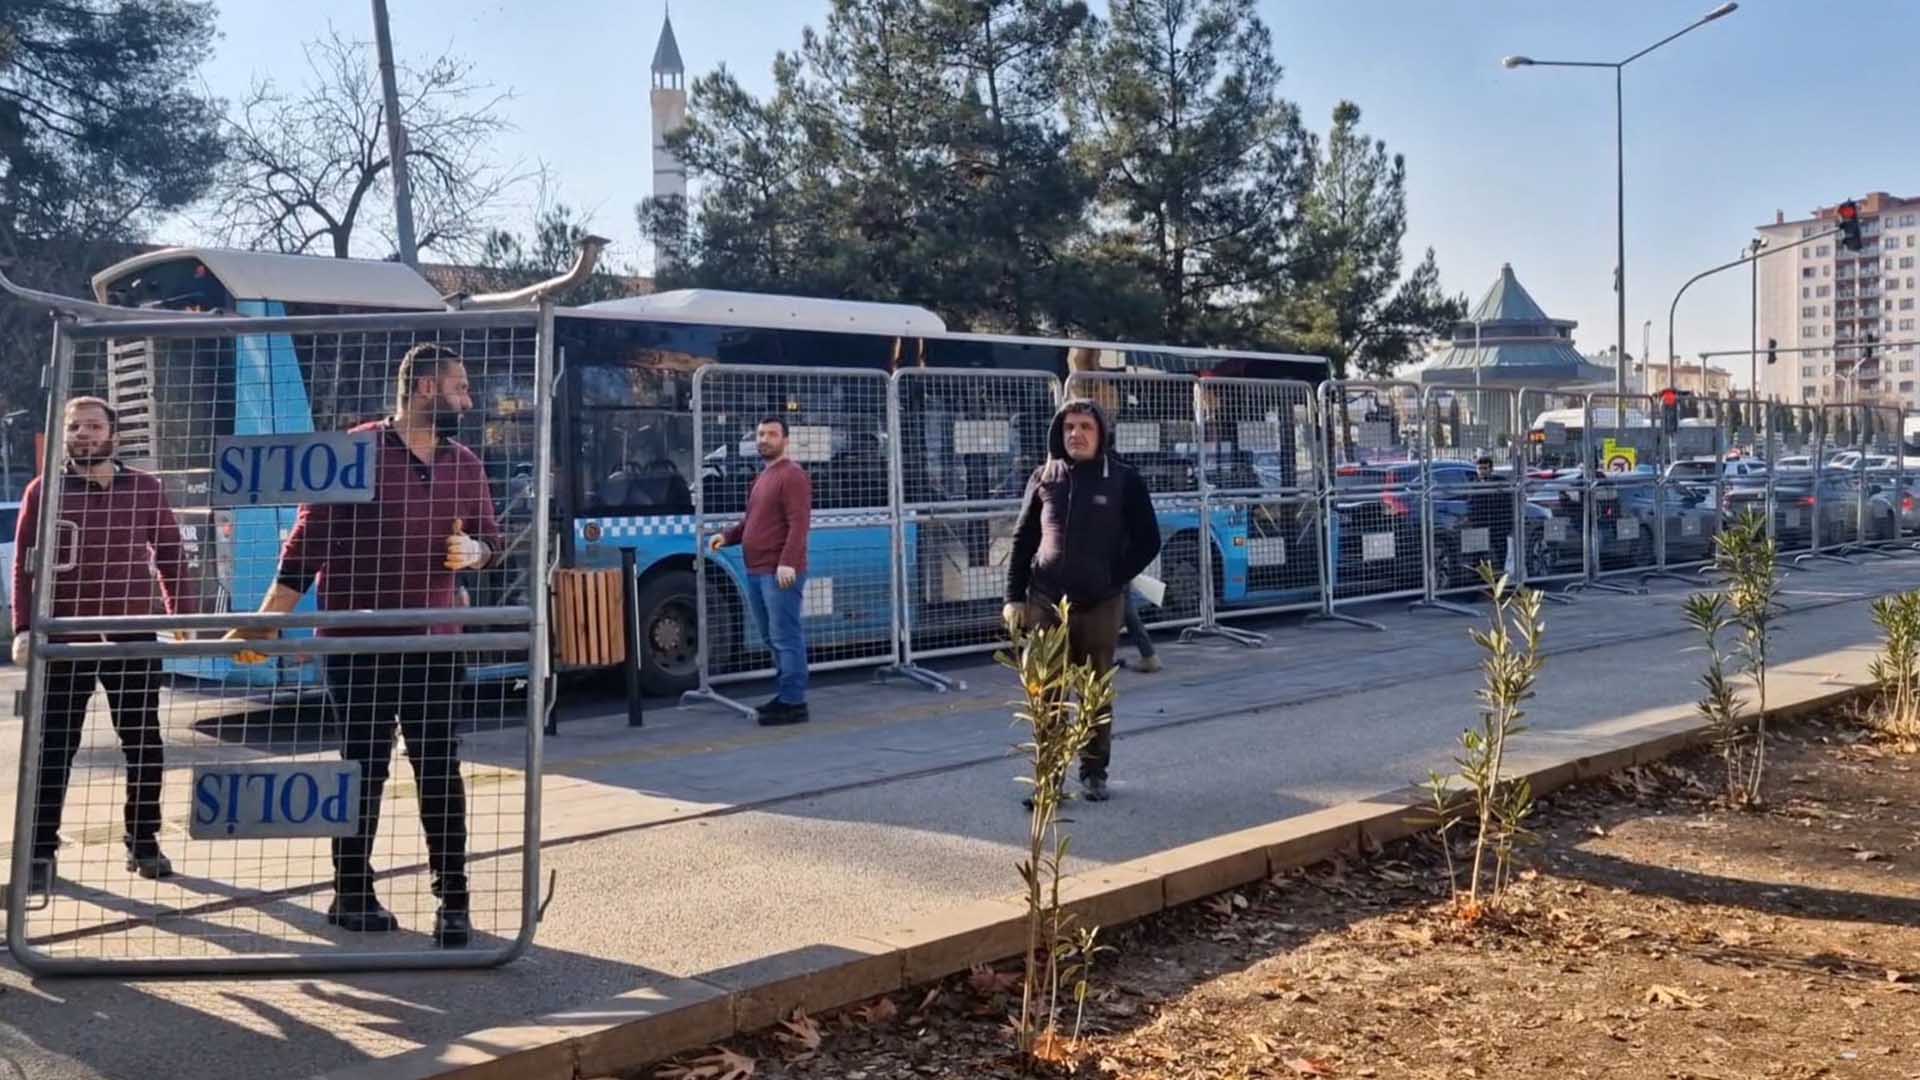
[1131,573,1166,608]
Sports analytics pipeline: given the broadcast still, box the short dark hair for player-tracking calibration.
[757,415,789,437]
[396,342,465,405]
[65,396,117,434]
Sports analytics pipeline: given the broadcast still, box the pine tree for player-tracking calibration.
[1066,0,1311,344]
[1270,101,1465,378]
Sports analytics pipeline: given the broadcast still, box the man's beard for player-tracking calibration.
[758,443,781,460]
[67,442,112,466]
[430,400,464,438]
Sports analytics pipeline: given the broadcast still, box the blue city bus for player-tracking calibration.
[88,248,448,688]
[88,249,1328,694]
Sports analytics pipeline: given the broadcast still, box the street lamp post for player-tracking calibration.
[1502,3,1739,401]
[1748,238,1765,409]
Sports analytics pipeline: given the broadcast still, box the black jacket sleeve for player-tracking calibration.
[1004,467,1044,604]
[1113,469,1162,587]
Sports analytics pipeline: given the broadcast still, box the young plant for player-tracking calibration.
[1448,565,1546,913]
[998,598,1113,1059]
[1867,589,1920,750]
[1682,592,1749,802]
[1685,512,1781,806]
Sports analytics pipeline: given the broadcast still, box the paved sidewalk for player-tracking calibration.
[4,558,1916,1080]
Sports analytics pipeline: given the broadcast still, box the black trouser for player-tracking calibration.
[326,653,468,912]
[1024,593,1125,781]
[34,657,166,861]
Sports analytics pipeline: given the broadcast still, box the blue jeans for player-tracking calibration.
[746,572,808,705]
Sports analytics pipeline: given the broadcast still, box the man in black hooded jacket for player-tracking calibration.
[1003,398,1162,801]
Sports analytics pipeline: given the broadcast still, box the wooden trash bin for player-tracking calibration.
[552,567,626,668]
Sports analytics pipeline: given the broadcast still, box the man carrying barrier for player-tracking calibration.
[1002,398,1162,803]
[10,397,199,892]
[226,343,503,948]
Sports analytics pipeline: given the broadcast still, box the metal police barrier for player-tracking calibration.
[683,365,898,718]
[1762,403,1823,562]
[1186,376,1322,643]
[1858,403,1906,555]
[1812,404,1866,563]
[1062,371,1203,632]
[1577,392,1658,593]
[1655,395,1730,576]
[886,368,1059,686]
[1313,380,1425,630]
[1416,385,1521,615]
[8,308,553,974]
[1515,388,1590,597]
[1721,398,1769,550]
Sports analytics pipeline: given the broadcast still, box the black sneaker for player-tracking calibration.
[434,907,472,949]
[757,701,810,727]
[326,896,398,933]
[1081,775,1111,802]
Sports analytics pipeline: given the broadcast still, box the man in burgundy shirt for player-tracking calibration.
[709,416,812,725]
[10,397,198,890]
[226,343,503,948]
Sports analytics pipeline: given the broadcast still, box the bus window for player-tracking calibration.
[573,360,696,515]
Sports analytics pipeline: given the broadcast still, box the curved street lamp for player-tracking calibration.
[1501,4,1740,399]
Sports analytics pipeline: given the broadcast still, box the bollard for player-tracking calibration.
[621,546,645,727]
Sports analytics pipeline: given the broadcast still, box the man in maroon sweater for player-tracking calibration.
[710,416,812,725]
[11,397,198,890]
[226,343,503,948]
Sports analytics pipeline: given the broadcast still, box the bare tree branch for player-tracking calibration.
[199,28,526,259]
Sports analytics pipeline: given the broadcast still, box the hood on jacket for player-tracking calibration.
[1047,398,1115,464]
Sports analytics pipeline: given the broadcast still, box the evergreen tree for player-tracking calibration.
[1271,101,1465,378]
[1066,0,1311,344]
[920,0,1091,332]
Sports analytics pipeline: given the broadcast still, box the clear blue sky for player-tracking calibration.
[173,1,1920,388]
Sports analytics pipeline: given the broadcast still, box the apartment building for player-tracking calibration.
[1757,191,1920,407]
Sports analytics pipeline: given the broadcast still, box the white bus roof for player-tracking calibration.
[939,330,1327,369]
[1530,406,1651,428]
[576,289,948,336]
[91,247,445,310]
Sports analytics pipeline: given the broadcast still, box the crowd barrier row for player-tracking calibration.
[680,367,1919,712]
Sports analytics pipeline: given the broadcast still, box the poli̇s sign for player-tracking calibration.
[190,760,361,839]
[212,432,377,507]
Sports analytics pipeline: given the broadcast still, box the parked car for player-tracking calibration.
[1326,461,1547,596]
[1723,471,1896,548]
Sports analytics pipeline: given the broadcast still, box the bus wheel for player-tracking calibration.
[634,570,709,696]
[1157,538,1205,622]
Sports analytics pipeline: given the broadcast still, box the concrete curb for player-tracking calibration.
[317,680,1879,1080]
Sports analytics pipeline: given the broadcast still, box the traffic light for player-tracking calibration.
[1838,200,1863,252]
[1658,386,1680,435]
[1767,337,1778,365]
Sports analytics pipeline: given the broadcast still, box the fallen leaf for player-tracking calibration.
[1718,928,1756,947]
[852,996,898,1025]
[968,964,1021,996]
[1249,1033,1275,1055]
[655,1048,756,1080]
[1645,984,1706,1010]
[1098,1058,1125,1075]
[775,1012,822,1059]
[1031,1029,1075,1065]
[1852,849,1888,862]
[908,987,941,1022]
[1286,1057,1337,1076]
[1889,969,1918,984]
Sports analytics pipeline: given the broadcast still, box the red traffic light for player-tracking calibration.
[1659,388,1678,407]
[1837,200,1859,222]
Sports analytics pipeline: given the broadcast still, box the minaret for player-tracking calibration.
[650,6,688,269]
